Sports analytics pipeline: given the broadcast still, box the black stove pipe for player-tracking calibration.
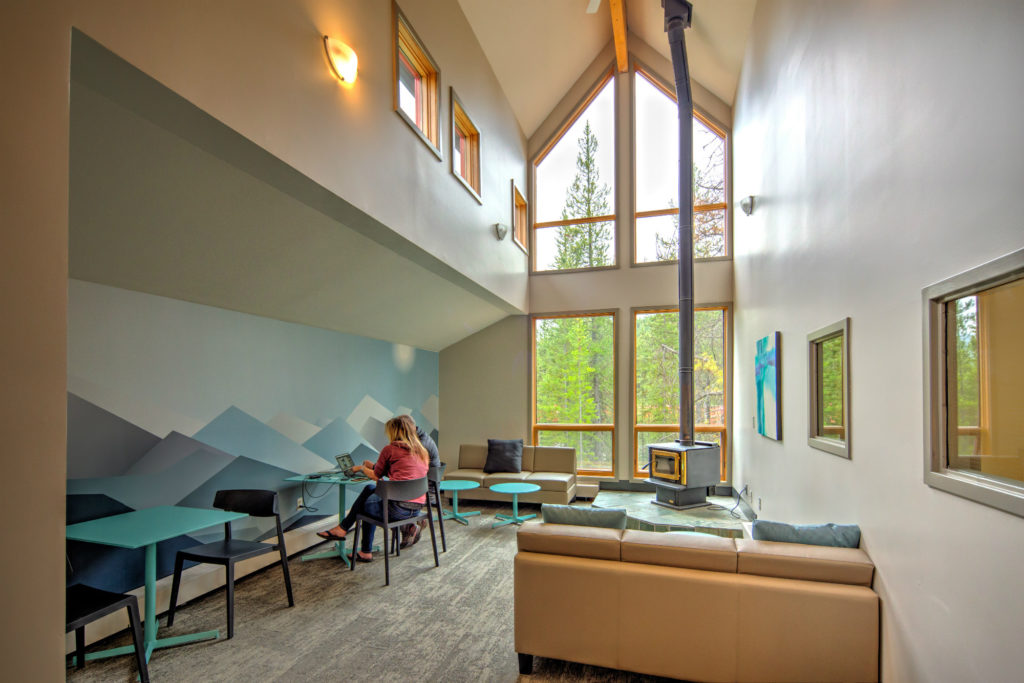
[663,0,695,446]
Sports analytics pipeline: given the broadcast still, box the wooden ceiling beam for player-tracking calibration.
[609,0,628,72]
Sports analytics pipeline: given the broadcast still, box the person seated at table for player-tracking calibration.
[316,415,428,561]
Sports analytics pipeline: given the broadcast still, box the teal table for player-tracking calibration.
[488,482,541,528]
[439,480,481,525]
[286,473,372,567]
[65,505,248,663]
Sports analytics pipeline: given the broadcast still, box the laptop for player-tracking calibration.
[308,452,366,479]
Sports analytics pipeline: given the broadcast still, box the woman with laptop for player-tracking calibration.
[316,415,429,561]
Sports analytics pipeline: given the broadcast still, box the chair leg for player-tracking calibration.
[75,626,85,669]
[126,601,150,683]
[382,526,390,586]
[350,524,359,572]
[435,494,447,552]
[277,542,295,607]
[166,553,185,627]
[427,509,439,567]
[225,562,235,639]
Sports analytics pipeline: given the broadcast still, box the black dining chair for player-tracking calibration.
[427,463,447,552]
[66,583,150,682]
[167,489,294,639]
[350,476,439,586]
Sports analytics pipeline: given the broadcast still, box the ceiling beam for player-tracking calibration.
[609,0,628,72]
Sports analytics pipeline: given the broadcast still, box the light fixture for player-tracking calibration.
[323,35,358,84]
[740,195,756,216]
[494,223,509,241]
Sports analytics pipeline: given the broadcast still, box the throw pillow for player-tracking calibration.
[751,519,861,548]
[484,438,523,473]
[541,504,627,530]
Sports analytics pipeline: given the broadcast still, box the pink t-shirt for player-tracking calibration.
[373,441,428,504]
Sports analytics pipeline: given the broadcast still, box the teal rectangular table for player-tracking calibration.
[66,505,248,663]
[285,473,373,567]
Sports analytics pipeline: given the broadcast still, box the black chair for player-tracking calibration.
[350,477,440,586]
[167,489,294,639]
[428,463,447,552]
[66,583,150,682]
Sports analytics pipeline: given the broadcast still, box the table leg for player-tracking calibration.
[301,484,351,567]
[493,493,538,528]
[443,490,481,525]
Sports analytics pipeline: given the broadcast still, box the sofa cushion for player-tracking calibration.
[517,521,622,561]
[458,444,488,470]
[541,504,627,529]
[526,471,575,492]
[622,530,737,573]
[483,471,533,486]
[532,446,576,473]
[443,469,486,486]
[735,539,875,586]
[752,519,861,548]
[484,438,523,473]
[520,446,535,472]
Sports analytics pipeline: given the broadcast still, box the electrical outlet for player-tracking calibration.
[296,497,304,510]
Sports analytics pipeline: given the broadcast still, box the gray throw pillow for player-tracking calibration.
[541,504,627,530]
[751,519,861,548]
[484,438,523,473]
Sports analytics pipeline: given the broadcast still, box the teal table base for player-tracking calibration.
[442,490,481,526]
[491,494,537,528]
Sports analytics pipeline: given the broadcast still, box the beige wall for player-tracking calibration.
[731,1,1024,680]
[438,316,530,464]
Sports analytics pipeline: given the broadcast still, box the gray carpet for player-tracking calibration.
[67,500,676,682]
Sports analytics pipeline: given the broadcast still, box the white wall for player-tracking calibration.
[732,1,1024,680]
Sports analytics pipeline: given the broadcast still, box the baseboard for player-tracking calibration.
[64,516,339,653]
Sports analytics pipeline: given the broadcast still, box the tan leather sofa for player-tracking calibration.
[443,444,576,505]
[515,523,879,683]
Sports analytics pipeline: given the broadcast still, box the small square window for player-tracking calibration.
[450,89,481,201]
[808,318,850,458]
[393,4,440,155]
[512,182,528,253]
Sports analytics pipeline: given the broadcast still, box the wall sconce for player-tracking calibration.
[740,195,756,216]
[323,35,358,84]
[494,223,509,241]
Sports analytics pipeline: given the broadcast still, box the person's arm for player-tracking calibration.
[357,463,379,481]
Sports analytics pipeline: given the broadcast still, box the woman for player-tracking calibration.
[316,415,429,562]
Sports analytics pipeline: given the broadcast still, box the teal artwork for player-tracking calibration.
[755,332,781,440]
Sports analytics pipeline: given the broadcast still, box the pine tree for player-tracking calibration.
[554,121,612,270]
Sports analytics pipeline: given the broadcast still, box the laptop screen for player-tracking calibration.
[335,453,354,471]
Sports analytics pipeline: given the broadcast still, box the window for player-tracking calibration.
[633,67,727,264]
[632,307,728,479]
[450,89,481,201]
[807,318,850,458]
[533,72,616,273]
[533,312,616,474]
[924,248,1024,517]
[393,4,440,155]
[512,182,528,252]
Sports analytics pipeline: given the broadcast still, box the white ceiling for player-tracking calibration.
[458,0,757,137]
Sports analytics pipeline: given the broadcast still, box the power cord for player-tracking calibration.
[705,485,749,519]
[299,479,334,513]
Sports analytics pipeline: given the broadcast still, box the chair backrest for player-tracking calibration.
[213,489,279,517]
[375,477,428,503]
[427,463,446,483]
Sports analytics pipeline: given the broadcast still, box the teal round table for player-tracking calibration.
[439,480,482,525]
[488,482,541,528]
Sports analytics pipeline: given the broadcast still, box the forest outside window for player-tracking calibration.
[533,312,616,475]
[533,72,616,273]
[394,4,440,155]
[808,318,850,458]
[924,248,1024,517]
[632,307,728,480]
[634,67,727,264]
[451,89,481,201]
[512,182,528,253]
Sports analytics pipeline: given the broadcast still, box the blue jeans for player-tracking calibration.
[359,494,419,552]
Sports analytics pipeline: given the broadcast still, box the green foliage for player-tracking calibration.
[554,121,612,270]
[819,336,844,434]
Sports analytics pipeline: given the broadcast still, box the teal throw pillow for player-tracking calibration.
[541,504,627,530]
[752,519,861,548]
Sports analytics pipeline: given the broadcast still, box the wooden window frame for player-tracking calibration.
[632,64,730,266]
[393,3,441,158]
[531,310,618,477]
[531,69,617,274]
[807,318,851,459]
[631,305,730,481]
[512,181,528,254]
[450,88,481,202]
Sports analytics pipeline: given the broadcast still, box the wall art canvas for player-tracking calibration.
[755,332,782,440]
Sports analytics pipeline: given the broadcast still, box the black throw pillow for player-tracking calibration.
[484,438,523,473]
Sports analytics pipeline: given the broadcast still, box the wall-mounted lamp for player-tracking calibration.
[494,223,509,241]
[323,35,358,84]
[740,195,756,216]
